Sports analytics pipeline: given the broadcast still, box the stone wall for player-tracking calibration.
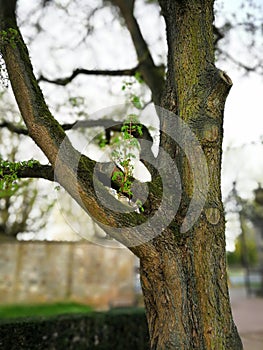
[0,242,137,308]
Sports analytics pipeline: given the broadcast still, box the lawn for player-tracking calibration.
[0,302,93,320]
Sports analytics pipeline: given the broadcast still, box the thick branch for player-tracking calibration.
[38,67,139,86]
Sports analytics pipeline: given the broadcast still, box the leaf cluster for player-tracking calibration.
[110,115,144,211]
[0,159,39,197]
[0,28,19,49]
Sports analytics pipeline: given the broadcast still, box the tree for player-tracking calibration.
[0,0,244,348]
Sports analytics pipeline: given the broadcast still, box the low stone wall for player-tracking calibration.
[0,242,136,308]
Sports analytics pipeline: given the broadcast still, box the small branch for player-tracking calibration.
[38,67,139,86]
[64,119,153,139]
[1,118,154,142]
[0,120,28,135]
[0,119,120,136]
[62,119,121,131]
[213,25,224,46]
[217,48,261,73]
[0,163,54,182]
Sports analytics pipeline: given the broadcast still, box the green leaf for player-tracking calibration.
[134,71,144,84]
[112,171,124,181]
[121,125,129,133]
[131,95,142,109]
[136,125,143,136]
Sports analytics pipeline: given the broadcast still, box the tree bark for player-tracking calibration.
[137,0,243,348]
[140,224,242,349]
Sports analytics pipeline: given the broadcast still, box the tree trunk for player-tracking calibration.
[140,227,242,349]
[137,0,243,349]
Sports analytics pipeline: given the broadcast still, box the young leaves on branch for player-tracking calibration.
[0,159,40,197]
[110,115,144,212]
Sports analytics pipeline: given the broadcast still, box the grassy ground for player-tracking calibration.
[0,302,93,319]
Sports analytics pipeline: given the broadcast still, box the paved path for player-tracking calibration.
[230,288,263,350]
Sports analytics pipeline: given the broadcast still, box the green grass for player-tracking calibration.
[0,302,93,320]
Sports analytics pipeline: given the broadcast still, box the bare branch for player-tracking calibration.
[111,0,151,64]
[217,48,262,73]
[0,120,28,135]
[213,25,224,46]
[38,67,139,86]
[0,118,155,144]
[0,118,125,136]
[63,119,153,139]
[0,118,131,136]
[110,0,165,103]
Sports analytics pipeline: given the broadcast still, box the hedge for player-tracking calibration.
[0,308,149,350]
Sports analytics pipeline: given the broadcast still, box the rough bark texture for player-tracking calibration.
[137,0,243,349]
[0,0,243,349]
